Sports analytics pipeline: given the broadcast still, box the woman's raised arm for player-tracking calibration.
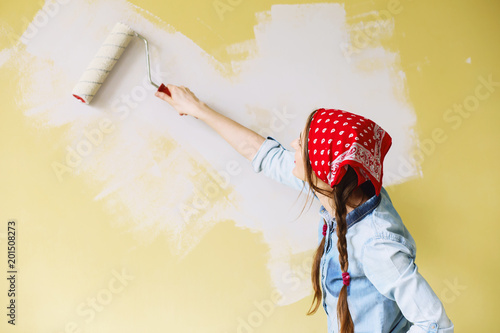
[156,84,265,162]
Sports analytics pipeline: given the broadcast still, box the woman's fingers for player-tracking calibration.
[155,90,170,101]
[155,84,175,101]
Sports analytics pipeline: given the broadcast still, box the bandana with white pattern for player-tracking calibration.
[307,108,392,196]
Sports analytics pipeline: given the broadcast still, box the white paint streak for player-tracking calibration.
[16,0,418,305]
[0,49,12,68]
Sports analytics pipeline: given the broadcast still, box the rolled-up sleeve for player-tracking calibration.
[251,136,309,193]
[362,237,454,333]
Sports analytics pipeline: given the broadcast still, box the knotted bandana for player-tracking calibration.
[307,108,392,196]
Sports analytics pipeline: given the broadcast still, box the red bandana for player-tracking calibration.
[307,108,392,196]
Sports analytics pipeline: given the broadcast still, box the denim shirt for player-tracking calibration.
[251,136,454,333]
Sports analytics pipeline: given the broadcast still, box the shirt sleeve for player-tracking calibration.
[251,135,311,194]
[361,237,454,333]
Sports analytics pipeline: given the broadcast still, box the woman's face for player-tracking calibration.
[291,128,307,181]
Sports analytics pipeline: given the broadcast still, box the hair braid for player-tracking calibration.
[333,174,355,333]
[300,109,372,333]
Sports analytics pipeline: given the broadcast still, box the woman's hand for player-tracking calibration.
[155,84,207,119]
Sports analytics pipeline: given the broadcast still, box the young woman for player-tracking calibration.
[155,85,454,333]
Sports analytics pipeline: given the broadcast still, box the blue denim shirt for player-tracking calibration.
[251,136,454,333]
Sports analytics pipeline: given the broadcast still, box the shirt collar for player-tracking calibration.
[319,191,382,229]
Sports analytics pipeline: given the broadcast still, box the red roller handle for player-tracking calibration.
[157,83,171,97]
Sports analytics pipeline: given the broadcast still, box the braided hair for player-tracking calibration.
[297,109,374,333]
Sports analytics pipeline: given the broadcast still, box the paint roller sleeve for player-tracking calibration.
[72,22,135,104]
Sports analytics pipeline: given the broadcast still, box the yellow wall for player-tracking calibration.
[1,0,499,331]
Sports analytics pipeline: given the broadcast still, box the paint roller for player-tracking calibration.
[72,22,171,104]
